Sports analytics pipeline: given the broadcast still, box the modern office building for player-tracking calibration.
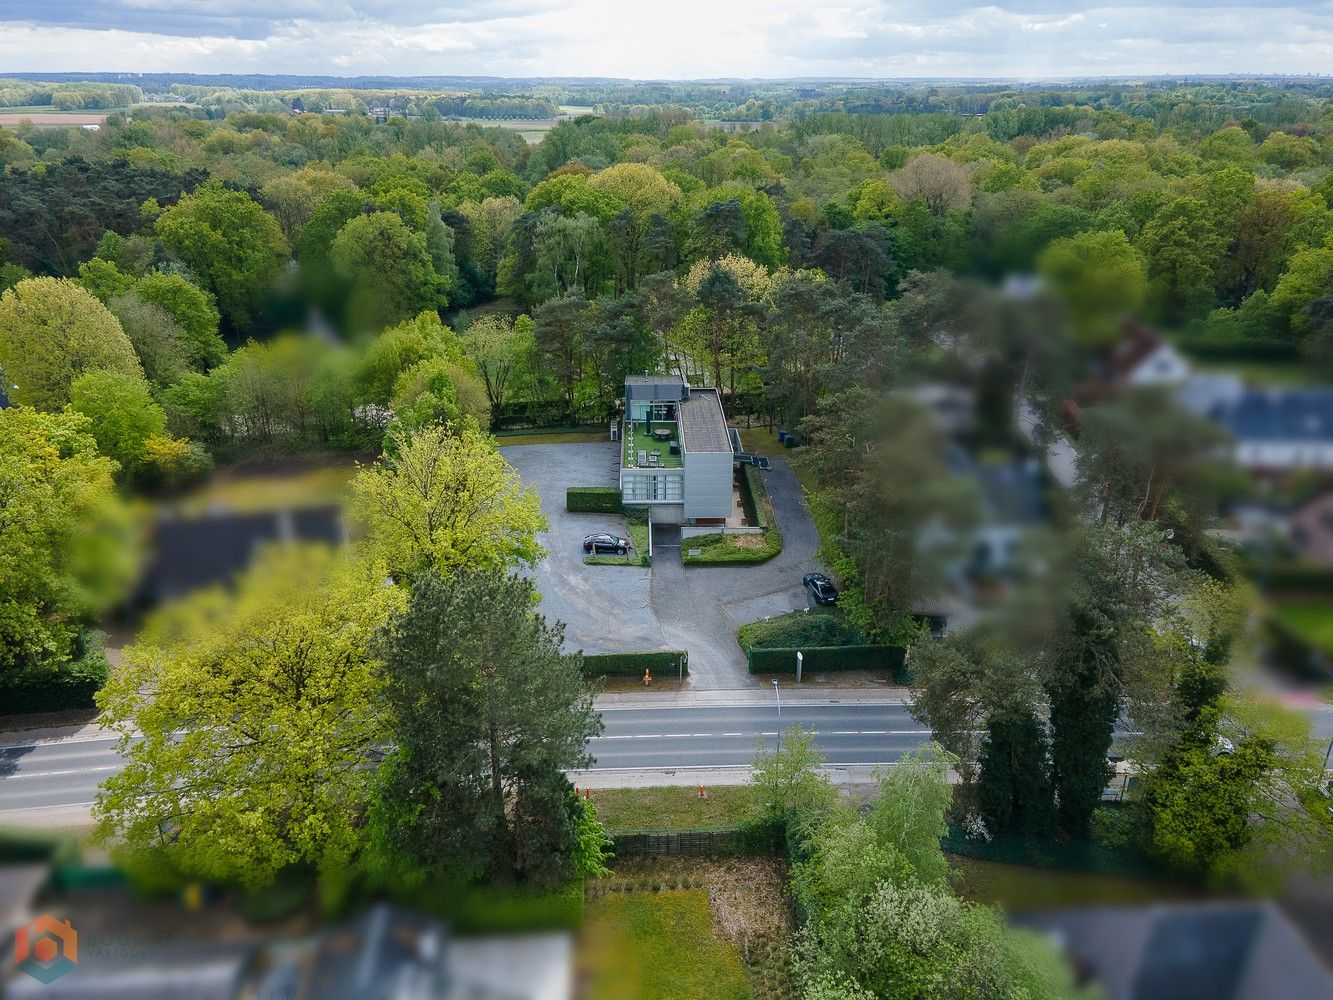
[620,374,736,525]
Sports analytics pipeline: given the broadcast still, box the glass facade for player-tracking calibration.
[622,471,684,503]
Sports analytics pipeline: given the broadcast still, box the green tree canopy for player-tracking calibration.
[0,277,142,411]
[153,182,289,331]
[0,407,133,671]
[369,569,600,887]
[95,545,405,886]
[351,422,545,580]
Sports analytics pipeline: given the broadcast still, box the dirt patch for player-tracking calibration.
[592,856,794,999]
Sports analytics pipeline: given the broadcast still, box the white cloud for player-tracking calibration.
[0,1,1331,78]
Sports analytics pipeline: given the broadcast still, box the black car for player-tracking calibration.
[803,572,838,605]
[583,533,630,555]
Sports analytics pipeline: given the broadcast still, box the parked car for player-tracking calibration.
[803,572,838,605]
[583,533,630,555]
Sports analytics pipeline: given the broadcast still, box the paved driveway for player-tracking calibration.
[501,443,828,689]
[500,442,662,655]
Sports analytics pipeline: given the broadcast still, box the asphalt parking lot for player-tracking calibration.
[500,441,828,689]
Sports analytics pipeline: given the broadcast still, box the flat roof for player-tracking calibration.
[625,374,685,387]
[680,389,731,453]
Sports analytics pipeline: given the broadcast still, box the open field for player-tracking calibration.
[0,111,108,127]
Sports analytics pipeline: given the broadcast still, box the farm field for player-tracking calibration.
[0,110,108,127]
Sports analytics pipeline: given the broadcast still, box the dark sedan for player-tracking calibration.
[583,533,631,555]
[803,572,838,605]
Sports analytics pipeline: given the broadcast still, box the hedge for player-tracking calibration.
[681,529,783,565]
[1175,337,1300,363]
[567,486,623,513]
[0,632,108,716]
[1241,559,1333,593]
[1265,615,1333,679]
[738,610,866,651]
[582,650,689,678]
[746,644,908,680]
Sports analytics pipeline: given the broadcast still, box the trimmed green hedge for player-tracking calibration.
[0,632,108,716]
[747,644,908,680]
[1176,337,1300,362]
[582,650,689,677]
[567,486,623,513]
[738,610,867,651]
[740,465,774,529]
[1265,615,1333,679]
[1242,559,1333,593]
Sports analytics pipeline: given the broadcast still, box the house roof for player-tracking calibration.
[1106,321,1170,379]
[624,374,685,388]
[138,506,345,605]
[1013,902,1332,1000]
[1205,388,1333,443]
[680,388,732,453]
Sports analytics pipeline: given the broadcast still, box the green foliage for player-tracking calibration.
[153,182,289,331]
[572,796,614,880]
[95,545,405,887]
[581,649,688,678]
[751,727,838,837]
[681,529,783,565]
[0,277,143,410]
[368,569,600,888]
[1038,229,1146,347]
[0,407,133,673]
[746,645,906,677]
[66,369,167,479]
[133,271,226,369]
[566,485,623,512]
[331,211,448,333]
[0,630,109,715]
[351,422,546,580]
[738,610,867,650]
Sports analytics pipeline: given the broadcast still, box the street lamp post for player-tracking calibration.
[772,678,781,721]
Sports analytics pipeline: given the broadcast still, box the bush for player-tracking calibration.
[740,464,774,529]
[567,486,623,513]
[746,644,907,680]
[0,631,108,716]
[738,610,867,650]
[681,530,783,565]
[581,650,688,678]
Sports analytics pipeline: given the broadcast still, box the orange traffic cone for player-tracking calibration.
[698,784,707,799]
[644,668,652,686]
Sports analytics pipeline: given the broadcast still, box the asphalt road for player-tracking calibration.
[0,703,925,817]
[4,702,1331,819]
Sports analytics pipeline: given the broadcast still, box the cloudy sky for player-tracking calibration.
[1,1,1330,79]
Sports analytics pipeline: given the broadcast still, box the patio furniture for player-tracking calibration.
[652,427,672,442]
[637,449,647,467]
[648,451,660,467]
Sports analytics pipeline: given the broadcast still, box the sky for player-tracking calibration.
[0,1,1331,80]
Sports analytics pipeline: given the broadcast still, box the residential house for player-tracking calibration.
[1105,322,1192,387]
[1013,901,1332,1000]
[1177,375,1333,472]
[620,374,736,525]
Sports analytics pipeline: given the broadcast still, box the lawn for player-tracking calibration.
[579,891,755,1000]
[588,785,761,832]
[496,429,608,446]
[170,462,357,516]
[950,855,1200,911]
[1271,602,1333,655]
[682,529,782,565]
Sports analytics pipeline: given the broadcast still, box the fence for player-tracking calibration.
[612,829,741,858]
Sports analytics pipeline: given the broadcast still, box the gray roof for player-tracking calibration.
[624,375,685,388]
[680,389,731,453]
[1014,902,1333,1000]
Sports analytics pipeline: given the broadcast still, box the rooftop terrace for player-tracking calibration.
[623,420,682,469]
